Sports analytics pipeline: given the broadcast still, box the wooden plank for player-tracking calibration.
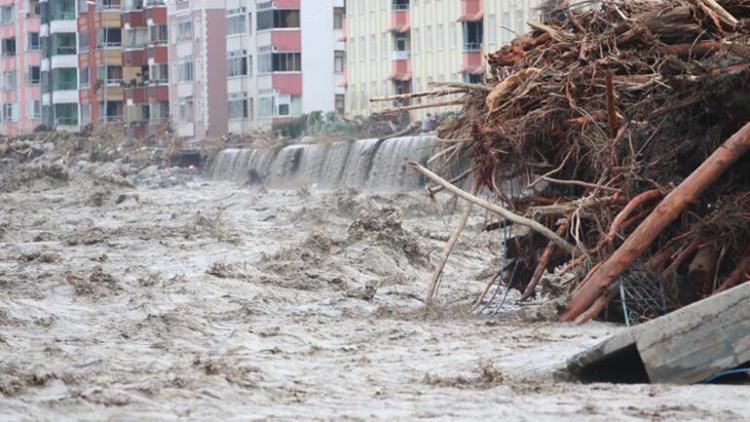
[568,282,750,384]
[635,282,750,384]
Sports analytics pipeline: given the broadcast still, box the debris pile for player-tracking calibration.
[412,0,750,323]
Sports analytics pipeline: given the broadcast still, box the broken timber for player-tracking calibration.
[568,282,750,384]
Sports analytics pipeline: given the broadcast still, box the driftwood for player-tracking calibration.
[561,122,750,322]
[409,161,579,254]
[425,181,478,305]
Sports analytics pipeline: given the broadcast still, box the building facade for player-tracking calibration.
[166,0,345,140]
[6,0,347,138]
[122,0,169,138]
[345,0,540,117]
[0,1,43,136]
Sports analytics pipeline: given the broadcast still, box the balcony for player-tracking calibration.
[389,2,409,33]
[392,50,410,60]
[458,0,483,22]
[390,58,411,82]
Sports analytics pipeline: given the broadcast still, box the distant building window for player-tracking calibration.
[175,20,192,42]
[2,103,17,122]
[227,51,249,77]
[150,24,168,44]
[0,5,15,24]
[27,66,41,85]
[3,70,17,90]
[177,59,194,82]
[226,9,248,36]
[334,51,345,73]
[335,94,345,114]
[178,96,194,122]
[2,38,16,56]
[79,67,89,88]
[257,9,300,30]
[228,93,249,119]
[333,7,344,29]
[28,33,40,51]
[258,96,275,117]
[28,100,41,120]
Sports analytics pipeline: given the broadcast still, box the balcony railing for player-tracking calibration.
[392,50,410,60]
[55,117,78,126]
[392,4,409,10]
[463,42,482,51]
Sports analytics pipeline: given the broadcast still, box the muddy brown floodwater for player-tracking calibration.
[0,161,746,420]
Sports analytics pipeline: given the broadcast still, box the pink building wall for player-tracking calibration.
[0,0,42,136]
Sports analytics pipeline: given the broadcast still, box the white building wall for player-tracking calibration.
[301,0,336,114]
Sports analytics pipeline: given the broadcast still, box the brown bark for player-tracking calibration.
[520,218,571,301]
[560,121,750,323]
[605,189,662,244]
[715,254,750,293]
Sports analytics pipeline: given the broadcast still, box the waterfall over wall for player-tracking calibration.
[208,136,453,191]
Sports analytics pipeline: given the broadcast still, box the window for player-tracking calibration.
[488,15,497,44]
[437,24,444,50]
[149,24,168,44]
[27,66,41,85]
[227,51,249,77]
[260,52,301,73]
[501,12,511,44]
[381,34,387,58]
[99,101,121,121]
[177,59,193,82]
[2,38,16,56]
[228,93,249,119]
[52,68,77,90]
[370,35,376,60]
[52,33,77,55]
[515,9,525,35]
[413,28,420,54]
[0,5,14,24]
[334,51,345,73]
[79,67,89,88]
[335,94,345,114]
[425,25,432,51]
[150,63,168,83]
[2,104,16,122]
[80,104,91,125]
[3,71,17,90]
[178,96,193,122]
[333,7,344,29]
[28,100,41,120]
[394,35,408,52]
[175,20,192,42]
[451,23,458,49]
[79,31,89,52]
[258,96,275,117]
[53,103,78,126]
[226,9,247,36]
[150,102,169,121]
[97,28,122,48]
[278,103,289,116]
[28,33,40,51]
[125,27,148,48]
[257,9,300,30]
[97,65,123,85]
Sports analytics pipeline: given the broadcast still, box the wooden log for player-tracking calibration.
[606,72,619,138]
[715,254,750,293]
[380,99,464,114]
[605,189,662,244]
[520,218,571,301]
[370,89,467,103]
[409,161,579,254]
[560,121,750,323]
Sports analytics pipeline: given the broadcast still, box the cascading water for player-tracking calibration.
[208,136,454,191]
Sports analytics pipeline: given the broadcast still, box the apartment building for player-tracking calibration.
[122,0,169,138]
[346,0,540,117]
[166,0,345,139]
[0,1,43,136]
